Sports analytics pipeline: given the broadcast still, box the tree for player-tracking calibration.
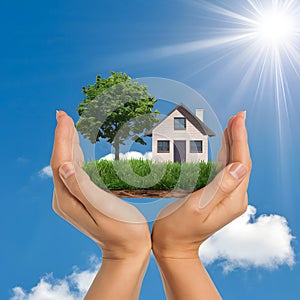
[76,71,160,160]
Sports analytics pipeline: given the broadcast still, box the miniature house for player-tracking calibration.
[146,104,215,163]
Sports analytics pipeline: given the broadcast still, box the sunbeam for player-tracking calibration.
[149,0,300,154]
[117,0,300,148]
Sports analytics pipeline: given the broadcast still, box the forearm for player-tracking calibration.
[155,257,221,300]
[85,254,150,300]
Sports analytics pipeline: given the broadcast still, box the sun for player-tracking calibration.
[152,0,300,125]
[256,9,295,47]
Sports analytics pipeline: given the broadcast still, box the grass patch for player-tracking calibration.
[83,159,218,191]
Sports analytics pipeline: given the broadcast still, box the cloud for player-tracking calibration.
[99,151,152,161]
[38,151,153,178]
[10,207,296,299]
[11,260,100,300]
[200,205,295,272]
[38,166,53,178]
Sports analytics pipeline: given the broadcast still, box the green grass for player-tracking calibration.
[83,159,218,191]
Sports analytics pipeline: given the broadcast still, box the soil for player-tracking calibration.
[109,189,193,198]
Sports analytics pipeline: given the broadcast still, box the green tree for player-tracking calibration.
[76,71,160,160]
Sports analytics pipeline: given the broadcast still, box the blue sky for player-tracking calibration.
[1,0,300,299]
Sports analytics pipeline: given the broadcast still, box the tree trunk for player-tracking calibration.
[115,141,120,160]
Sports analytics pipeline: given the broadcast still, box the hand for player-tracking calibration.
[50,111,151,299]
[152,111,252,259]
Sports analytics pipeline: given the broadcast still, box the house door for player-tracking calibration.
[174,140,186,163]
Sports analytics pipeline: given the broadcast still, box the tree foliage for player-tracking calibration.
[76,71,160,160]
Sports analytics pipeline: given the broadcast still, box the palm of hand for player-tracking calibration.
[51,111,251,261]
[51,112,150,260]
[152,112,251,259]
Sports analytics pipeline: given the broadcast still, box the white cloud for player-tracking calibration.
[99,151,152,161]
[10,207,296,299]
[200,205,295,272]
[38,166,53,178]
[38,152,153,178]
[11,261,99,300]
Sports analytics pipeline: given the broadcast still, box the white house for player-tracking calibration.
[146,104,215,163]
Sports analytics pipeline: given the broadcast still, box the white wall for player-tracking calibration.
[152,110,209,163]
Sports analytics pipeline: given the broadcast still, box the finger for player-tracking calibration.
[227,115,236,151]
[217,128,230,170]
[197,162,248,210]
[204,192,249,233]
[52,190,99,242]
[58,161,147,224]
[50,111,75,170]
[52,189,91,230]
[230,111,251,168]
[50,112,101,223]
[228,112,252,205]
[50,111,96,228]
[52,111,146,224]
[73,127,85,168]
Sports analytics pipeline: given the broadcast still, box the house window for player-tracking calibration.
[157,140,170,153]
[174,117,186,130]
[190,140,203,153]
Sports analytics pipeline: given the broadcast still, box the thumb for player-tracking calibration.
[199,162,248,209]
[58,161,146,223]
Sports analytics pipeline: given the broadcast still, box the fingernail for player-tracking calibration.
[59,162,75,179]
[242,110,246,121]
[56,110,64,121]
[229,163,247,180]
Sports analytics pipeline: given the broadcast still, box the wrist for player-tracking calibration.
[152,242,200,261]
[101,247,151,268]
[101,252,150,274]
[85,250,150,300]
[153,256,221,300]
[154,255,203,270]
[101,241,151,261]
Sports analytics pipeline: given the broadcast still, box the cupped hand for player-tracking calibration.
[152,111,252,259]
[50,111,151,260]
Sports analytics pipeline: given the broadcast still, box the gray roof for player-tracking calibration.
[146,103,215,137]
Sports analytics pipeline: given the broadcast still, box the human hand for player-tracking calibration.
[50,111,152,299]
[50,110,151,260]
[152,111,252,260]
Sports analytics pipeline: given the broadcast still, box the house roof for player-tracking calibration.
[145,103,216,137]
